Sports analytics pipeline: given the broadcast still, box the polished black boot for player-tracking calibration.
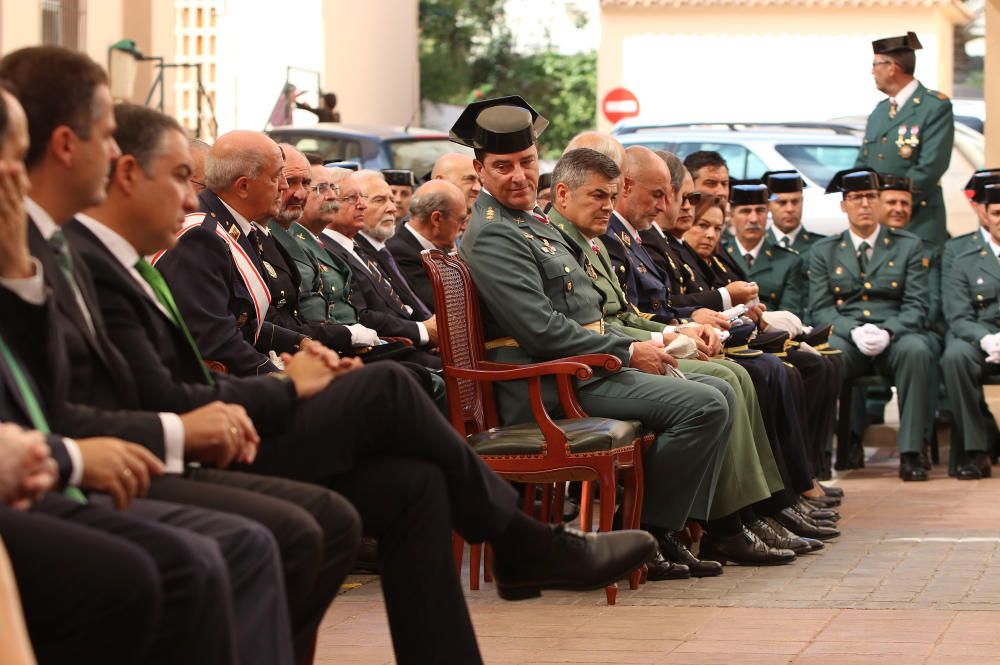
[899,452,929,481]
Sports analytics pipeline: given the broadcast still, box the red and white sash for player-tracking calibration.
[151,213,271,342]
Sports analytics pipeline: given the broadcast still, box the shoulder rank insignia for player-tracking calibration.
[521,232,534,241]
[295,233,306,241]
[319,264,328,273]
[485,207,495,221]
[261,260,278,279]
[921,257,930,268]
[913,96,921,105]
[619,232,630,247]
[229,225,241,241]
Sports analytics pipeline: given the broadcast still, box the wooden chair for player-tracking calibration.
[421,249,646,605]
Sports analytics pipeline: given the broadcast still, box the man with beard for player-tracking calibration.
[763,170,824,257]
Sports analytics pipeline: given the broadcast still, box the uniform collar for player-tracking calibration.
[614,212,642,242]
[989,235,1000,260]
[769,224,801,246]
[891,78,920,111]
[848,226,880,251]
[219,198,253,236]
[734,237,765,260]
[359,230,387,252]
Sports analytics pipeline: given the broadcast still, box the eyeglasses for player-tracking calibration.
[845,192,879,204]
[337,193,368,205]
[682,192,704,205]
[871,60,893,68]
[311,183,336,194]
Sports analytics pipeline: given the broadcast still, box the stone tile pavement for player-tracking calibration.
[315,391,1000,664]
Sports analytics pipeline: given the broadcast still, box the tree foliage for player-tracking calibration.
[419,0,596,159]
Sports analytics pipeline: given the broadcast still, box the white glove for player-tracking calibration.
[988,352,1000,365]
[760,310,803,337]
[347,323,380,347]
[851,324,881,357]
[665,334,698,359]
[867,327,891,356]
[980,333,1000,357]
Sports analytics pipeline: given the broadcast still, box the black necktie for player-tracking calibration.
[858,241,871,275]
[744,253,754,269]
[378,247,431,319]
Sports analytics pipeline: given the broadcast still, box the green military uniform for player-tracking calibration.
[766,226,823,255]
[460,190,779,529]
[855,81,954,246]
[808,225,934,453]
[721,236,805,318]
[554,208,784,514]
[282,223,359,325]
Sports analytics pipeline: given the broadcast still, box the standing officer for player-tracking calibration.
[941,184,1000,480]
[763,170,824,261]
[808,168,934,480]
[854,32,954,246]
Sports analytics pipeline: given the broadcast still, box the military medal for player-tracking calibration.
[899,145,913,158]
[262,260,278,279]
[319,264,328,273]
[584,261,598,280]
[835,266,844,275]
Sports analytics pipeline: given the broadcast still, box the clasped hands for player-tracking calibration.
[851,323,891,357]
[980,333,1000,364]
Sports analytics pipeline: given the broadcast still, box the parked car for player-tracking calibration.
[612,121,982,237]
[266,123,471,179]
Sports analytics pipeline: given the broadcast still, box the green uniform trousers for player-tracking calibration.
[941,338,998,454]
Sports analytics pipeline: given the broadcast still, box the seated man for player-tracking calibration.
[941,184,1000,479]
[382,168,416,223]
[386,180,467,313]
[808,169,934,481]
[456,96,807,568]
[763,170,825,256]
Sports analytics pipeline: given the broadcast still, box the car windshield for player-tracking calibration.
[774,144,859,188]
[387,139,470,179]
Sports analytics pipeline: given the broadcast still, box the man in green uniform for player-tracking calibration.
[763,170,824,285]
[722,184,805,318]
[943,170,1000,276]
[809,168,934,480]
[456,96,798,566]
[941,184,1000,480]
[854,31,953,247]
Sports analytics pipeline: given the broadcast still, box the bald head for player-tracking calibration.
[204,130,286,221]
[564,131,626,169]
[616,146,672,230]
[432,152,480,208]
[409,179,467,250]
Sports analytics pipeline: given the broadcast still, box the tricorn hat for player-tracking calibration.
[872,32,922,54]
[965,170,1000,204]
[985,184,1000,206]
[449,95,549,154]
[878,173,913,193]
[729,184,769,206]
[825,167,879,194]
[381,169,416,188]
[762,170,804,195]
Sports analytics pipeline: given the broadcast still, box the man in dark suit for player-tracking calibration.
[386,179,467,313]
[2,47,346,665]
[154,131,307,376]
[66,103,656,665]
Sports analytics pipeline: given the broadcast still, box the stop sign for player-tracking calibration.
[602,87,640,124]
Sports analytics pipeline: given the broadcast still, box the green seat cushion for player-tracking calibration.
[469,418,639,456]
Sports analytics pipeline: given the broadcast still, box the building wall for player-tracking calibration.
[598,4,961,132]
[0,0,42,54]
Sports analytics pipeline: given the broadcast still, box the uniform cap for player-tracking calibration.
[985,184,1000,206]
[965,169,1000,203]
[762,170,804,195]
[872,32,922,54]
[878,173,913,193]
[825,167,879,194]
[381,169,416,188]
[449,95,549,154]
[729,184,769,206]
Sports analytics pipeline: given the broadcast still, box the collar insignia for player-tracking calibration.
[485,207,495,221]
[229,225,241,241]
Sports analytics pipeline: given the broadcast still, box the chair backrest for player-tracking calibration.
[420,249,498,435]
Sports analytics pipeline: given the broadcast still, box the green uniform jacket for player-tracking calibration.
[721,236,805,318]
[288,224,359,325]
[270,222,325,323]
[808,225,929,341]
[854,81,954,246]
[943,243,1000,344]
[942,228,987,278]
[766,226,823,255]
[551,209,665,341]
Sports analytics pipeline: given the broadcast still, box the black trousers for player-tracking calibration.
[247,362,520,665]
[147,468,361,661]
[786,349,842,479]
[2,493,235,665]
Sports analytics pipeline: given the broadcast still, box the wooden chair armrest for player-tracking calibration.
[379,336,414,347]
[446,361,593,382]
[204,360,228,374]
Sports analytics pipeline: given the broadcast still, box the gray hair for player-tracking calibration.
[563,132,626,168]
[409,187,456,221]
[552,148,621,192]
[654,150,686,193]
[204,147,269,191]
[354,169,385,184]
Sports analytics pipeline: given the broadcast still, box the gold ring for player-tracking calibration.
[229,426,239,436]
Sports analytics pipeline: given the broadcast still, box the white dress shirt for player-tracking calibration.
[891,78,920,113]
[406,224,438,252]
[769,225,802,248]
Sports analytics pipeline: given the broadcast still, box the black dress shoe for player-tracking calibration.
[804,495,841,509]
[491,525,657,600]
[957,451,992,480]
[794,500,840,523]
[819,483,844,498]
[658,531,723,578]
[773,507,840,541]
[645,552,691,581]
[920,448,933,471]
[699,527,796,566]
[799,536,825,552]
[748,519,813,555]
[899,452,929,481]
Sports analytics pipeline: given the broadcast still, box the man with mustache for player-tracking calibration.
[808,168,935,481]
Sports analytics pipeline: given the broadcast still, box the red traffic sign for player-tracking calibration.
[602,87,640,124]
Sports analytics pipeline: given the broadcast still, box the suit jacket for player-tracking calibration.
[640,228,727,310]
[855,81,954,246]
[808,225,929,341]
[385,224,437,314]
[601,213,694,324]
[721,236,805,317]
[356,232,431,318]
[257,224,352,351]
[320,233,423,342]
[65,220,297,436]
[154,190,304,376]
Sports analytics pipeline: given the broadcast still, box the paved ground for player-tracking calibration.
[315,391,1000,664]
